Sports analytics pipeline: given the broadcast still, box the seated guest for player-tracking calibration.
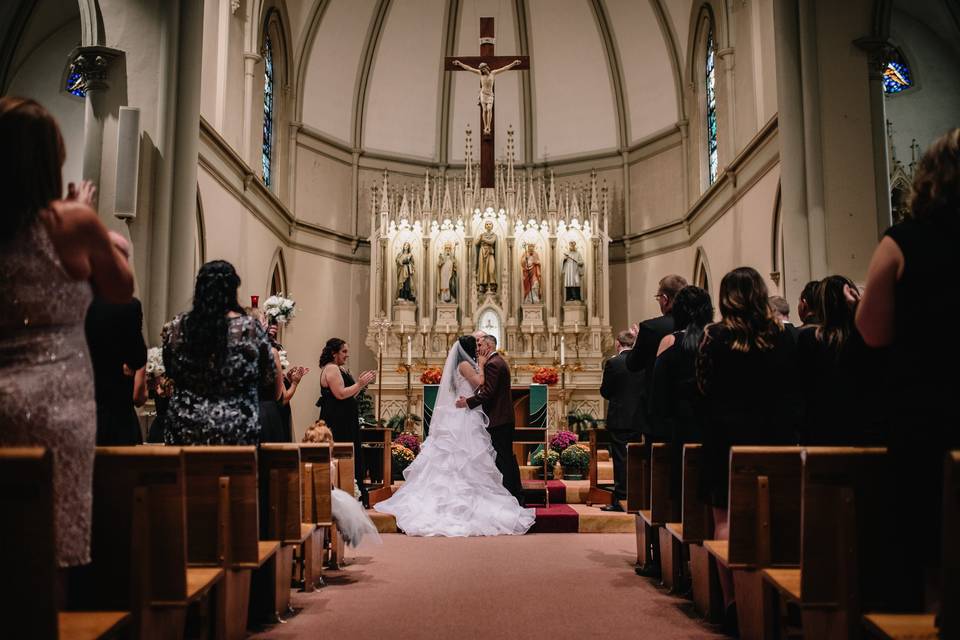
[856,128,960,611]
[650,286,713,520]
[696,267,799,624]
[85,232,148,445]
[0,97,134,570]
[769,295,799,342]
[797,276,884,446]
[162,260,274,445]
[625,274,688,444]
[599,330,644,512]
[797,280,822,328]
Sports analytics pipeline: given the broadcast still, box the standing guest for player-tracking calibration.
[0,97,133,569]
[651,286,713,521]
[797,280,821,328]
[599,330,644,512]
[797,276,884,446]
[246,307,285,442]
[162,261,274,445]
[856,128,960,611]
[85,232,147,445]
[264,320,308,441]
[317,338,376,502]
[697,267,799,625]
[625,274,688,443]
[769,295,799,343]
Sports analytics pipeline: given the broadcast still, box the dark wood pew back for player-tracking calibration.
[943,451,960,638]
[359,428,392,504]
[680,444,711,542]
[727,446,803,567]
[299,444,332,526]
[182,446,259,567]
[258,444,303,542]
[649,443,675,524]
[332,443,355,493]
[626,441,649,512]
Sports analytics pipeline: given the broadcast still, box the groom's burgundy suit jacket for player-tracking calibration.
[466,352,514,429]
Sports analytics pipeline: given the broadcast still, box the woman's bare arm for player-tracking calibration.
[458,361,483,388]
[132,366,148,407]
[855,236,903,347]
[324,364,374,400]
[272,349,284,401]
[656,333,675,357]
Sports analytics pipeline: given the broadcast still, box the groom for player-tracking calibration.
[456,333,525,505]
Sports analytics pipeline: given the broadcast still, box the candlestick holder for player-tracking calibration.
[397,362,415,432]
[371,315,392,427]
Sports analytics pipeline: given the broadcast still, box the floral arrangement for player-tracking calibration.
[420,367,443,384]
[531,366,559,385]
[530,447,560,468]
[393,432,421,456]
[145,347,172,400]
[567,410,599,432]
[145,347,165,378]
[278,349,290,371]
[386,413,422,433]
[263,294,297,324]
[391,444,416,471]
[549,430,579,454]
[560,443,591,473]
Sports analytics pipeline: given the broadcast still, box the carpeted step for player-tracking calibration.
[529,505,579,533]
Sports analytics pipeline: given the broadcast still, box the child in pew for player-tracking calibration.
[303,421,381,548]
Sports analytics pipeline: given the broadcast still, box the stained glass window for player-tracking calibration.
[883,60,913,94]
[262,33,274,187]
[705,27,718,184]
[65,70,85,98]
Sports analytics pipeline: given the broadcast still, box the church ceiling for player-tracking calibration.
[299,0,684,165]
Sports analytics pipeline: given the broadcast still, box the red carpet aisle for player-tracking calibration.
[250,534,724,640]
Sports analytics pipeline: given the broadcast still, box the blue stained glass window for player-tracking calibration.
[705,27,718,184]
[262,34,274,187]
[65,71,85,98]
[883,60,913,94]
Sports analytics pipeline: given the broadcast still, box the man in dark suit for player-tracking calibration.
[625,274,688,443]
[599,330,645,511]
[457,334,524,503]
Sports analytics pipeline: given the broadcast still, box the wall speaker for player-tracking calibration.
[114,106,141,219]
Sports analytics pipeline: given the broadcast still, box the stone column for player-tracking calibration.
[855,37,895,238]
[241,52,261,167]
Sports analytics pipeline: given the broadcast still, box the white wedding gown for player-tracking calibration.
[374,344,535,536]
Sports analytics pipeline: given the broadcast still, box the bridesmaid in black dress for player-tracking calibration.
[247,308,285,442]
[316,338,376,500]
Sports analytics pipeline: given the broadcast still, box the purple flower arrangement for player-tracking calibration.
[394,432,421,456]
[549,430,579,454]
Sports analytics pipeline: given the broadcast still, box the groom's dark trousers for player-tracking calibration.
[467,352,525,503]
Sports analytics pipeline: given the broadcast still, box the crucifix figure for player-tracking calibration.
[445,17,529,188]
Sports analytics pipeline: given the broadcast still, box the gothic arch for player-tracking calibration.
[195,187,207,273]
[771,181,784,293]
[267,247,288,296]
[692,246,712,295]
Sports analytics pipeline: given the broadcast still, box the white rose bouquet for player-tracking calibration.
[278,349,290,371]
[145,347,165,378]
[263,294,297,324]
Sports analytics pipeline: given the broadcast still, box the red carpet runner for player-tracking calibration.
[523,480,579,533]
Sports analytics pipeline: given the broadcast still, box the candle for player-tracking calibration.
[406,335,412,366]
[560,335,566,366]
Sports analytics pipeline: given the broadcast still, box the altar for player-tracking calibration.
[365,125,614,435]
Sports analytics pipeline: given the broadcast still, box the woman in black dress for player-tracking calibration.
[797,275,884,446]
[246,308,285,442]
[696,267,800,617]
[162,261,274,445]
[317,338,376,500]
[650,285,713,519]
[857,128,960,611]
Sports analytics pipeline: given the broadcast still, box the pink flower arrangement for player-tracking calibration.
[394,432,421,456]
[549,430,579,453]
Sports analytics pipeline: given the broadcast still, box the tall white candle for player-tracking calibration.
[406,335,412,366]
[560,335,566,366]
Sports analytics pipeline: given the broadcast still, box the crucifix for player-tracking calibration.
[445,17,529,188]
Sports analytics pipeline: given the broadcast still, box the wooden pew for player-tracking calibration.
[762,447,890,640]
[329,443,356,568]
[259,444,316,615]
[637,443,675,582]
[587,428,614,506]
[75,447,223,639]
[0,447,130,640]
[703,446,803,640]
[359,427,393,505]
[181,446,280,638]
[299,443,333,590]
[627,442,650,569]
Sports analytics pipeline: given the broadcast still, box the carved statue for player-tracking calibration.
[475,221,498,294]
[395,242,416,302]
[451,59,523,135]
[561,240,585,302]
[437,242,458,304]
[521,243,543,305]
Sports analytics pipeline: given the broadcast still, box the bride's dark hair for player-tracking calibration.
[458,335,477,360]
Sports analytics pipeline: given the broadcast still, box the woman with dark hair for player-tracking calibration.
[162,261,274,445]
[857,128,960,609]
[245,307,287,442]
[0,97,133,569]
[797,276,884,446]
[650,285,713,519]
[696,267,799,621]
[317,338,376,500]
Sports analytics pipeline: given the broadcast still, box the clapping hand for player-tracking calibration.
[67,180,97,207]
[629,323,639,337]
[289,366,309,383]
[359,370,376,386]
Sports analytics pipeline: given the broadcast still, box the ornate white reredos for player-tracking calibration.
[366,126,613,415]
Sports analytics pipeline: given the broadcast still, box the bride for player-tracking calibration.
[374,335,535,536]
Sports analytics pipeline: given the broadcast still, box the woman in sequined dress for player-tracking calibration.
[0,97,134,568]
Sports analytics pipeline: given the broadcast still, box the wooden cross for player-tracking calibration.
[445,17,529,189]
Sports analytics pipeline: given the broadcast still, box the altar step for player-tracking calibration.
[519,461,613,484]
[366,503,633,535]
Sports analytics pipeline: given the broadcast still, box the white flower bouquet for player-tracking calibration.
[263,294,297,324]
[278,349,290,371]
[145,347,165,378]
